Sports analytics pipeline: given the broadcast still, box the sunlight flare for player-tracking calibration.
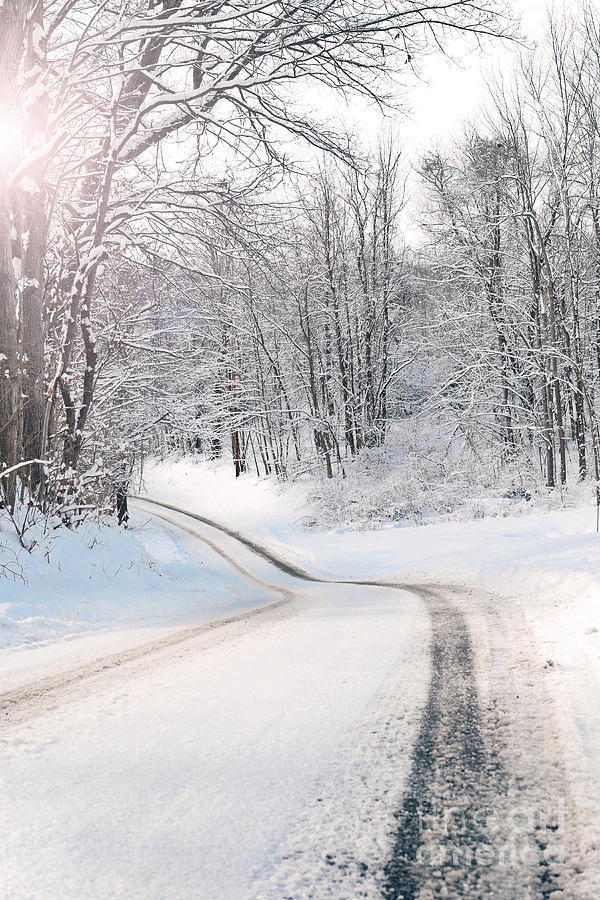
[0,112,21,161]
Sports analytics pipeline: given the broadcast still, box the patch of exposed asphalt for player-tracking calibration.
[382,588,566,900]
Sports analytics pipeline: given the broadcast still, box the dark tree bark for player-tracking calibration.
[0,1,26,508]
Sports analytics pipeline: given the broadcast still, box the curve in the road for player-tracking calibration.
[3,496,567,899]
[136,497,567,899]
[133,494,324,581]
[1,503,298,722]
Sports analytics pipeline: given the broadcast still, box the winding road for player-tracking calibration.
[0,497,573,899]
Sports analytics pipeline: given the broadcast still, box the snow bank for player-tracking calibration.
[142,456,309,537]
[0,509,268,652]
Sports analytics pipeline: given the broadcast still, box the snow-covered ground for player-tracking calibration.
[0,502,430,899]
[142,457,600,607]
[0,504,272,652]
[5,456,597,660]
[141,458,600,897]
[2,456,600,897]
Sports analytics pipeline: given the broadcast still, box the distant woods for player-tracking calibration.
[153,7,600,499]
[183,7,600,496]
[176,147,407,482]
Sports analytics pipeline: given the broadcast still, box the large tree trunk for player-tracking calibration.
[0,183,20,508]
[0,1,26,508]
[20,2,48,488]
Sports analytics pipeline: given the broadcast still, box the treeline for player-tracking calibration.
[191,148,408,480]
[92,146,411,482]
[138,9,600,497]
[418,12,600,494]
[9,3,600,526]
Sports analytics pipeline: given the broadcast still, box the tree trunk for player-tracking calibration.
[0,182,20,508]
[19,1,48,490]
[0,1,26,507]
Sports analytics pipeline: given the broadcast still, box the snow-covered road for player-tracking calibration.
[0,501,431,899]
[0,499,587,898]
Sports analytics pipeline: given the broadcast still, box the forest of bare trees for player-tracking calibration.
[419,10,600,503]
[6,0,600,533]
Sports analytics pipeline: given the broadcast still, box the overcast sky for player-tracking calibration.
[322,0,553,149]
[401,0,551,156]
[361,0,563,245]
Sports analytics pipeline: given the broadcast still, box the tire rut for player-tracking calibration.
[0,594,291,724]
[383,587,566,900]
[1,510,295,723]
[136,500,571,897]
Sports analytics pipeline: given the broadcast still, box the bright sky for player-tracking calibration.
[399,0,554,242]
[401,0,554,158]
[318,0,558,244]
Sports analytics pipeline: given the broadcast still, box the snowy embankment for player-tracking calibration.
[0,504,269,652]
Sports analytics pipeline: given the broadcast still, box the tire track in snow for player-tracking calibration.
[382,590,502,899]
[0,508,295,723]
[0,596,292,723]
[382,588,567,899]
[133,494,325,581]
